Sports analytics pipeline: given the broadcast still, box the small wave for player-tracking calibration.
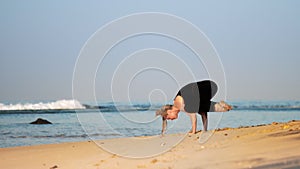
[83,103,161,112]
[232,101,300,111]
[234,106,300,111]
[0,100,85,111]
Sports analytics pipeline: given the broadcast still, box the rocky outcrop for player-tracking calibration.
[30,118,52,124]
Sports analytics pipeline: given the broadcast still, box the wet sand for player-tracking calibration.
[1,120,300,169]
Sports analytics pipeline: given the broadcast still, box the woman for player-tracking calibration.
[156,80,232,135]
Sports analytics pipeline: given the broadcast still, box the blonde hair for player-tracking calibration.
[155,104,173,119]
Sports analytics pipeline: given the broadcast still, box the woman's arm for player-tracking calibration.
[187,113,197,134]
[161,117,167,136]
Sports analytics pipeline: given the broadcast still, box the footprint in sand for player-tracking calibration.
[137,164,147,168]
[49,165,58,169]
[150,159,158,164]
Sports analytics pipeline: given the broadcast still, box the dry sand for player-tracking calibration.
[1,120,300,169]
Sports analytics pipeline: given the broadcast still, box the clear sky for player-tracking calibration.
[1,0,300,103]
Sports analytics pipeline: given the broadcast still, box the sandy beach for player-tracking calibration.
[1,120,300,169]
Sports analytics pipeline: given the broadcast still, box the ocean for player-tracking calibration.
[0,100,300,148]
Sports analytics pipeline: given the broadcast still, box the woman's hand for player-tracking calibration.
[189,130,196,134]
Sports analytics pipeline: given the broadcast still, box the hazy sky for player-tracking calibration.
[1,1,300,103]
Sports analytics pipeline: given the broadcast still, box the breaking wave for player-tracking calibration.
[0,100,85,111]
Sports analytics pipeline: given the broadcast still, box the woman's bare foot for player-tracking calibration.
[214,101,232,112]
[220,101,232,110]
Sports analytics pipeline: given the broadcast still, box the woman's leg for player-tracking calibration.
[197,80,218,102]
[199,112,208,131]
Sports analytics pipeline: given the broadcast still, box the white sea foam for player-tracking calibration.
[0,100,85,110]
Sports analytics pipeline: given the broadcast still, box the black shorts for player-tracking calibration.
[175,80,217,113]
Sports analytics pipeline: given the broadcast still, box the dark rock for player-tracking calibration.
[30,118,52,124]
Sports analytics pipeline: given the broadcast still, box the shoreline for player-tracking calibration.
[1,120,300,169]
